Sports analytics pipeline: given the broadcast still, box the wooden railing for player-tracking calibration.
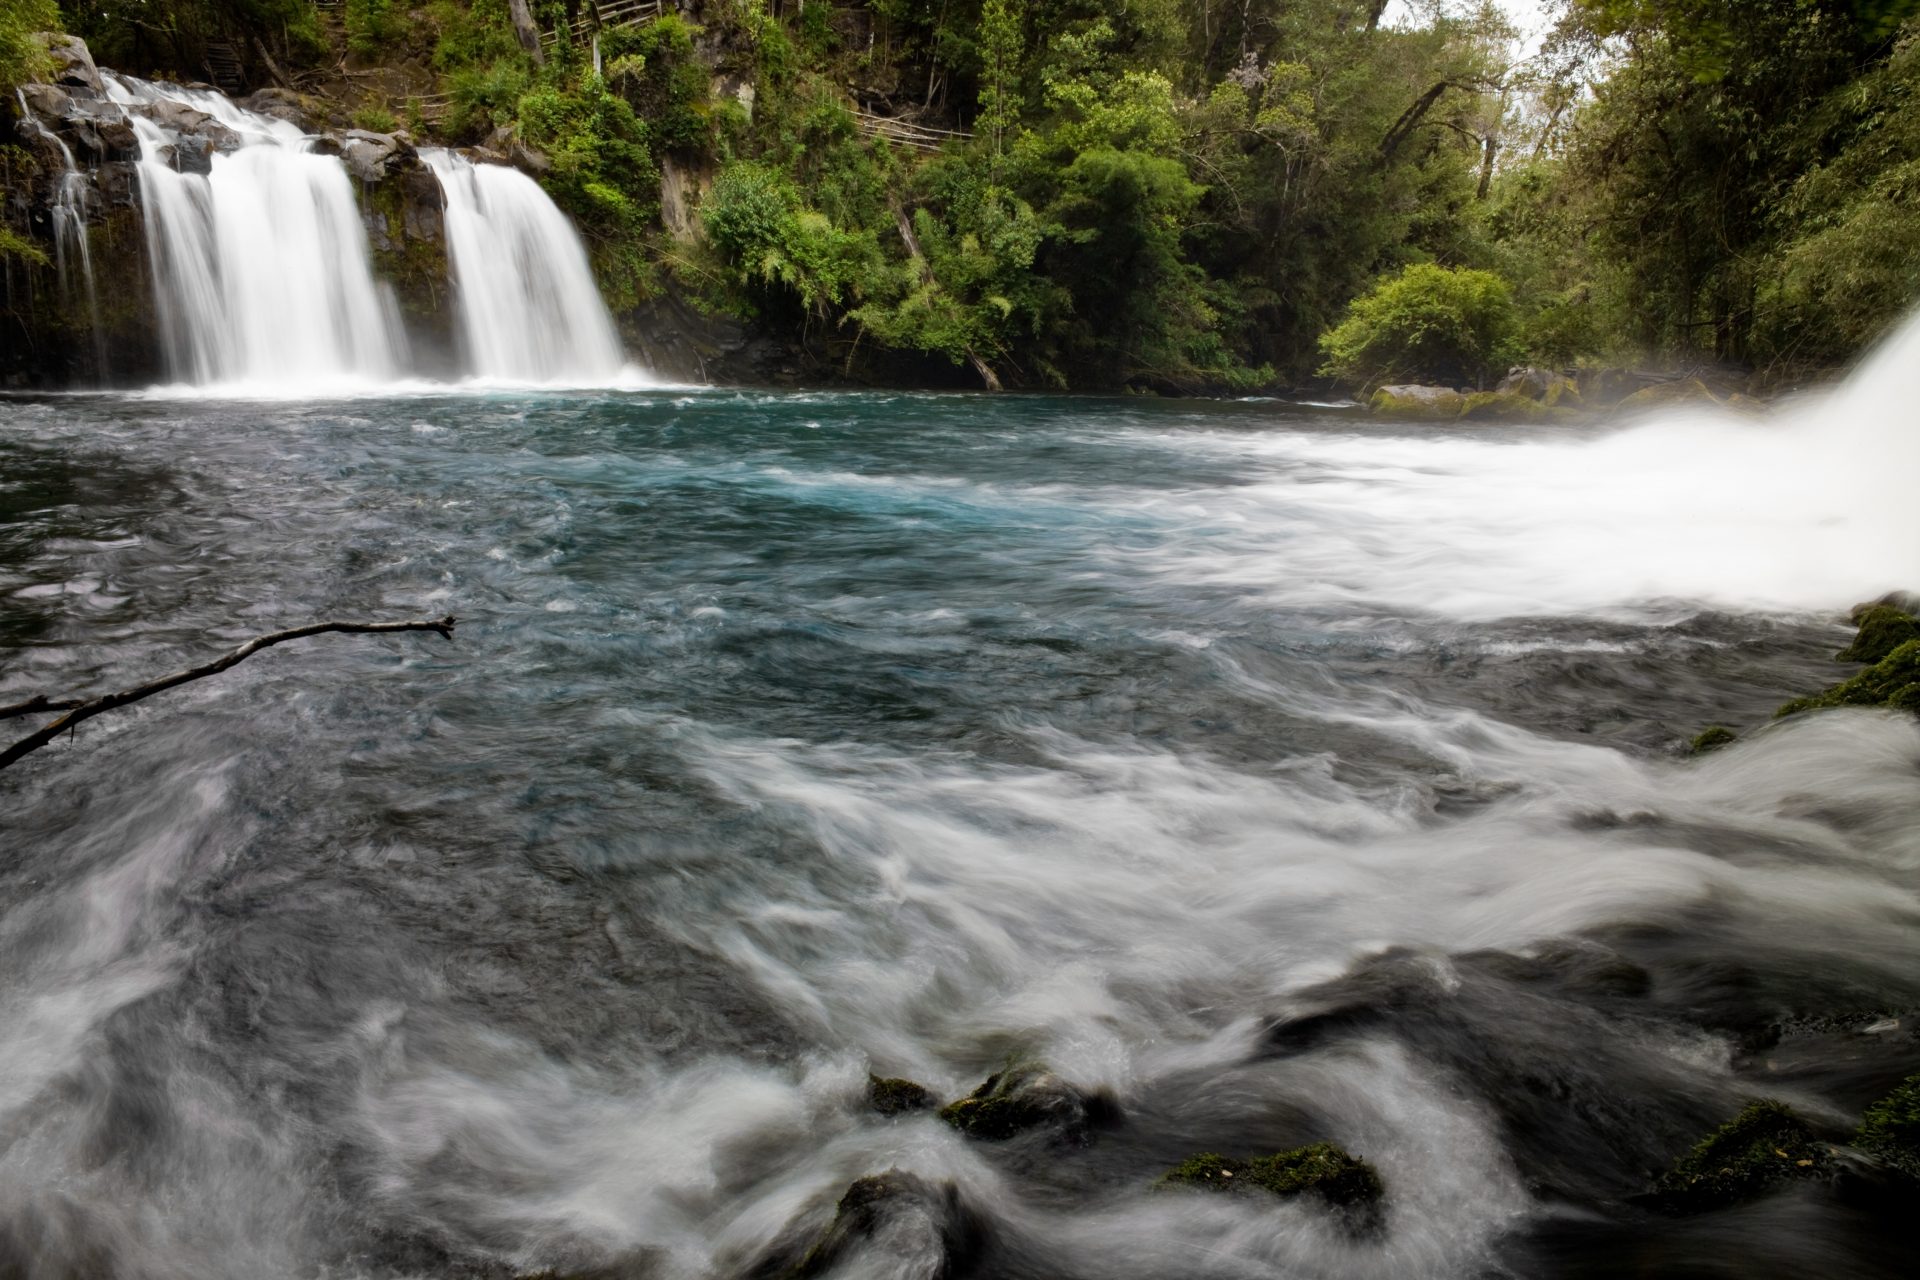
[541,0,665,49]
[851,110,971,154]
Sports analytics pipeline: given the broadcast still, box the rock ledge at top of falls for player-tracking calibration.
[337,129,419,183]
[31,31,103,95]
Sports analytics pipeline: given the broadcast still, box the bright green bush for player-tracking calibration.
[1,0,60,88]
[1318,263,1522,388]
[345,0,406,58]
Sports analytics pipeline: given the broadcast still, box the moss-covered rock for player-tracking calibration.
[1838,604,1920,664]
[1776,639,1920,717]
[1650,1100,1830,1213]
[1369,384,1467,419]
[1689,725,1738,754]
[1855,1071,1920,1180]
[1615,378,1718,414]
[868,1074,937,1116]
[937,1063,1114,1142]
[1161,1143,1384,1208]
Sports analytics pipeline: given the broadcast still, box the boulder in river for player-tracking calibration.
[1839,603,1920,664]
[1855,1071,1920,1180]
[749,1170,984,1280]
[1776,638,1920,717]
[868,1074,939,1116]
[938,1063,1118,1141]
[1161,1143,1384,1229]
[1369,384,1467,419]
[1648,1100,1830,1214]
[1498,365,1583,408]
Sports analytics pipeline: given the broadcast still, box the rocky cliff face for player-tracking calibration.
[2,35,454,388]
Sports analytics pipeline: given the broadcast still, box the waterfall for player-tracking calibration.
[101,74,404,389]
[15,90,105,379]
[420,149,628,385]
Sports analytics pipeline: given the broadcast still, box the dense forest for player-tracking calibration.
[5,0,1920,391]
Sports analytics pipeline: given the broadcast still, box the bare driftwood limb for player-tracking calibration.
[0,693,85,722]
[0,616,456,773]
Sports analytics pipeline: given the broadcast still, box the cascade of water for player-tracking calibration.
[15,90,106,379]
[102,73,404,389]
[420,148,627,384]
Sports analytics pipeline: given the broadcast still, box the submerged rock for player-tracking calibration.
[1776,639,1920,717]
[938,1063,1116,1141]
[1649,1100,1830,1213]
[869,1074,939,1116]
[750,1170,983,1280]
[1838,604,1920,665]
[1689,725,1738,754]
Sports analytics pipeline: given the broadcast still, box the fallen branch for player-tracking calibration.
[0,616,456,773]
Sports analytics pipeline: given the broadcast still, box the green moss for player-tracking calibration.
[1776,638,1920,717]
[1651,1100,1829,1213]
[937,1069,1056,1140]
[867,1074,937,1116]
[1855,1071,1920,1179]
[1458,389,1583,422]
[1837,605,1919,664]
[1690,725,1737,754]
[1368,386,1467,419]
[1161,1143,1384,1210]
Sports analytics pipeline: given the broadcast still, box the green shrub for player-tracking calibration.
[352,102,398,133]
[345,0,406,58]
[0,0,59,88]
[1319,262,1523,388]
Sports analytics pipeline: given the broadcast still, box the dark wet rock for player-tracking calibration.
[749,1170,983,1280]
[33,32,103,96]
[938,1064,1118,1142]
[1690,725,1738,754]
[1462,940,1655,1001]
[16,81,72,121]
[340,129,417,184]
[1838,605,1919,665]
[869,1074,938,1116]
[1260,945,1730,1202]
[1855,1071,1920,1180]
[130,101,241,153]
[1776,639,1920,717]
[1161,1143,1384,1229]
[355,160,453,373]
[1648,1100,1831,1214]
[65,114,140,164]
[1369,384,1466,419]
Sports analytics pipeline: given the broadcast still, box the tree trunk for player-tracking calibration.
[509,0,547,67]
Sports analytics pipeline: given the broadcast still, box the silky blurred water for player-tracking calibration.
[1,385,1916,1280]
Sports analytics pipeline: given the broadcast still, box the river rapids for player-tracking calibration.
[1,323,1918,1279]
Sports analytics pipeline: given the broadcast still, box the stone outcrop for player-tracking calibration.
[1,34,460,387]
[748,1170,984,1280]
[1369,383,1468,419]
